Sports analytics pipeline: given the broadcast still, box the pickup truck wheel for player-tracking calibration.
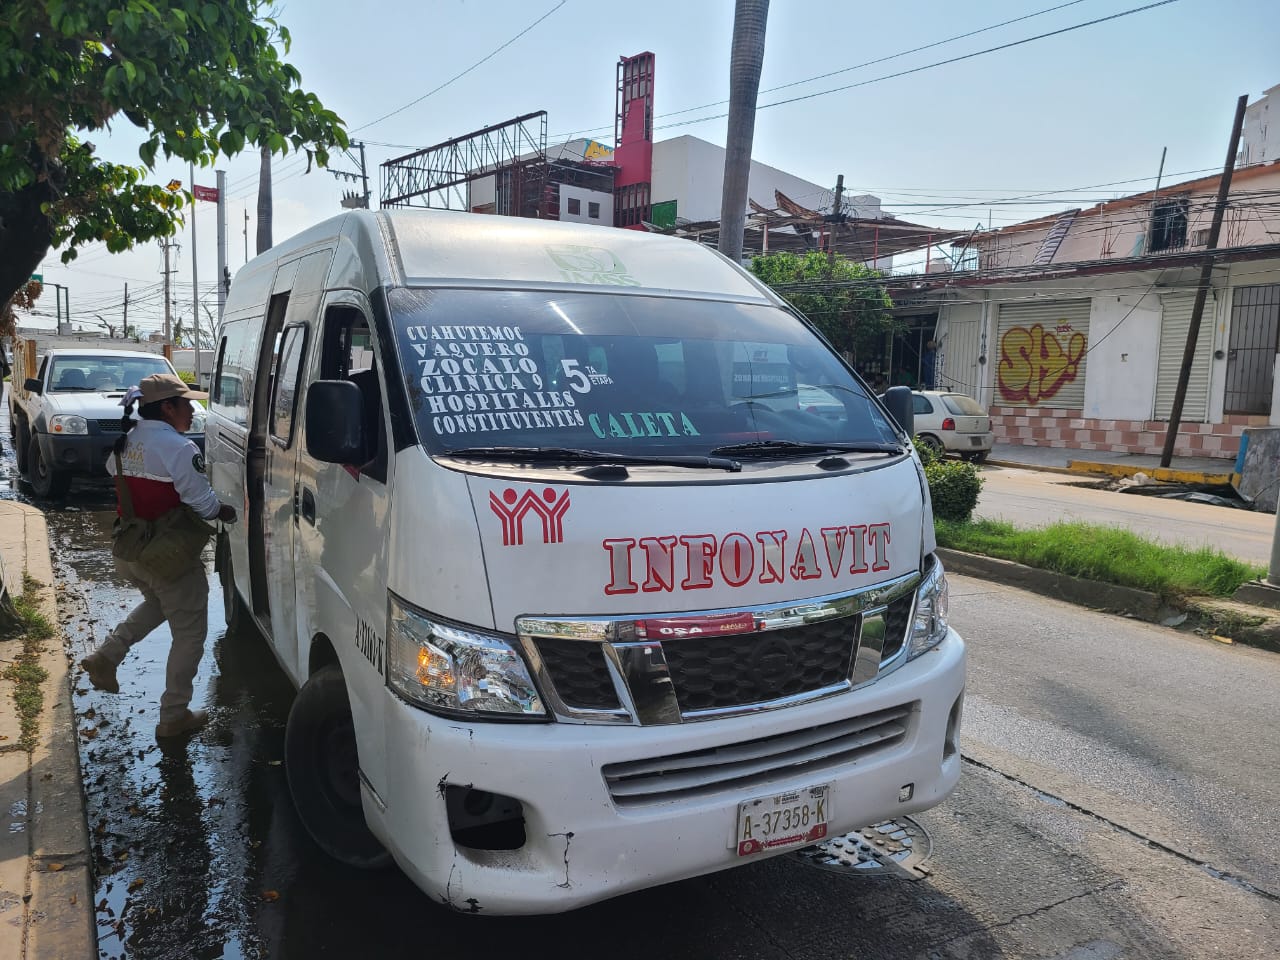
[28,434,71,499]
[285,665,392,870]
[14,421,29,473]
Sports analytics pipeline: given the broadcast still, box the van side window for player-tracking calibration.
[211,319,251,425]
[321,304,385,482]
[270,324,308,448]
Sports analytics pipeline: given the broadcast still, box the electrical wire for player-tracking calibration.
[550,0,1095,141]
[352,1,567,134]
[653,1,1185,134]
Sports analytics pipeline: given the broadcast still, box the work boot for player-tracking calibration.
[154,709,208,740]
[80,653,119,695]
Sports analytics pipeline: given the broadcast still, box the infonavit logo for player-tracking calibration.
[489,487,572,546]
[546,245,640,286]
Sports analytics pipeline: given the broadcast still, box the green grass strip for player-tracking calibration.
[2,574,53,751]
[935,518,1264,602]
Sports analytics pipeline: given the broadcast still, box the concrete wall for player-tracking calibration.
[1241,84,1279,166]
[1236,426,1280,512]
[558,184,613,224]
[651,135,881,224]
[975,165,1280,270]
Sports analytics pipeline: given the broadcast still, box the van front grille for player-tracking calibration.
[602,703,916,805]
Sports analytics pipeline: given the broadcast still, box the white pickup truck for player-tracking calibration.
[8,348,206,498]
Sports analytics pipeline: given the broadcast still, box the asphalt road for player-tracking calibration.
[8,460,1276,958]
[976,466,1274,565]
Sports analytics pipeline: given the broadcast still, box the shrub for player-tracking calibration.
[925,459,983,522]
[912,436,938,466]
[176,369,197,385]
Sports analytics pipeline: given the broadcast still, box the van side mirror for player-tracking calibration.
[882,385,914,440]
[24,378,42,395]
[305,380,364,464]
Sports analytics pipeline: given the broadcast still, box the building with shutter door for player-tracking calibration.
[883,160,1280,461]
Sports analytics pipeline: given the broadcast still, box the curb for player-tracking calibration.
[1066,460,1233,485]
[2,504,95,959]
[937,547,1280,654]
[982,458,1082,476]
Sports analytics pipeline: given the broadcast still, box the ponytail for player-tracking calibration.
[112,398,138,457]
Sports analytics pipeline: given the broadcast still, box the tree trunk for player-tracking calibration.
[256,144,273,255]
[0,181,57,330]
[718,0,770,264]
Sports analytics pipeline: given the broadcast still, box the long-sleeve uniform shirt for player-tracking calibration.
[105,420,221,521]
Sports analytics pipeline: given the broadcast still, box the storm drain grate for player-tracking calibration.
[792,817,932,879]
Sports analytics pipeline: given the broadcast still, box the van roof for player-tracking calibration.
[379,209,774,302]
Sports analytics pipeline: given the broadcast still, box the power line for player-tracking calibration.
[353,1,567,134]
[652,1,1184,134]
[551,0,1094,141]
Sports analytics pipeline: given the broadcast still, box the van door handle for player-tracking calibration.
[300,487,316,525]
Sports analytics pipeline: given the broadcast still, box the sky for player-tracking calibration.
[26,0,1280,338]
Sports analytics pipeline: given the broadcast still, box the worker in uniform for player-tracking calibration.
[80,373,237,739]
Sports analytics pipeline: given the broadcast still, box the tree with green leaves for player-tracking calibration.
[0,1,348,333]
[750,250,898,360]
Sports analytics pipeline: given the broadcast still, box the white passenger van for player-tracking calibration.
[207,209,964,915]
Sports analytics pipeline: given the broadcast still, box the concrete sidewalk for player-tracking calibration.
[0,502,94,959]
[986,442,1234,484]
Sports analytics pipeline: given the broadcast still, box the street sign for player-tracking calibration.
[28,274,42,283]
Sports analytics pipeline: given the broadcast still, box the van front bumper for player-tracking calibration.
[368,628,965,915]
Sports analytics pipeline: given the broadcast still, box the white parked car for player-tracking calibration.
[911,391,994,462]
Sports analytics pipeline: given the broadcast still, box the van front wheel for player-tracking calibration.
[285,665,392,870]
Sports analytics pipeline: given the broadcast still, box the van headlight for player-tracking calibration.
[387,595,546,720]
[908,557,950,659]
[49,415,88,435]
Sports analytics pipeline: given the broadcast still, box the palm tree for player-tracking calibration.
[718,0,770,263]
[256,144,273,255]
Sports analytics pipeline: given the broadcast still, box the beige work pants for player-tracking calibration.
[96,556,210,725]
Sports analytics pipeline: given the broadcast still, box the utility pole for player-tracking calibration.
[216,169,228,330]
[1159,94,1249,468]
[333,140,372,209]
[243,210,249,264]
[123,283,128,340]
[827,174,844,272]
[190,162,201,382]
[160,237,179,346]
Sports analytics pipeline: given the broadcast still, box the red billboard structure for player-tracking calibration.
[612,52,655,230]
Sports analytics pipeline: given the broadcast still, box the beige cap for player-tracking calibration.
[139,372,208,405]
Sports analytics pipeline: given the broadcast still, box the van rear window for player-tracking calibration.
[388,288,897,456]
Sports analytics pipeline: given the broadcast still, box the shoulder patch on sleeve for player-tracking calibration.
[192,453,206,474]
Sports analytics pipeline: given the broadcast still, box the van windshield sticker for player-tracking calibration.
[587,411,700,439]
[546,245,640,287]
[406,323,586,437]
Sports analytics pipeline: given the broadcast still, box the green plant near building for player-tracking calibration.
[749,251,900,360]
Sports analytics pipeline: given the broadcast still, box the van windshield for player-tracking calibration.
[388,288,899,458]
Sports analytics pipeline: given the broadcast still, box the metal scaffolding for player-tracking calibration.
[380,112,548,210]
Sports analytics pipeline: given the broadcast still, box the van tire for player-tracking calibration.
[285,665,392,870]
[215,531,255,638]
[29,434,71,499]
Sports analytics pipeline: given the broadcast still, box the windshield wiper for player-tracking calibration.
[446,446,743,473]
[710,440,903,459]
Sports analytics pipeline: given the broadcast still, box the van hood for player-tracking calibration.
[465,459,924,631]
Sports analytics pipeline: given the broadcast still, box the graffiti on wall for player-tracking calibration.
[997,322,1087,404]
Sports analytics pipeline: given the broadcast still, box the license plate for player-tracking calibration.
[735,784,830,857]
[970,436,983,446]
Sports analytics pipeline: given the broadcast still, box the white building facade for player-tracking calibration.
[923,162,1280,460]
[1241,83,1280,167]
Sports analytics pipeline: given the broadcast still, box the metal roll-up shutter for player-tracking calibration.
[1155,294,1212,420]
[995,299,1092,409]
